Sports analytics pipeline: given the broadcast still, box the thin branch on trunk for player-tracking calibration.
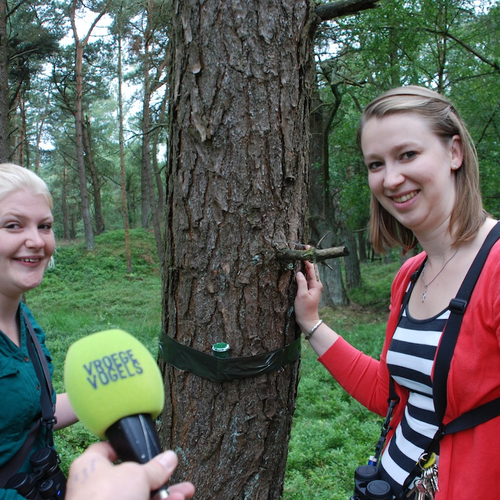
[275,245,349,262]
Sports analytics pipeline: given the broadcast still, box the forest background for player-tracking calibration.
[10,0,500,262]
[6,0,500,498]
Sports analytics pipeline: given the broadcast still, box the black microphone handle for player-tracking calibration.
[105,414,169,498]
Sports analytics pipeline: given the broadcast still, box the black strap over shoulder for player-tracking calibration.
[23,311,57,442]
[0,311,56,487]
[433,221,500,424]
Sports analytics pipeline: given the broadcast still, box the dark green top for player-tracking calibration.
[0,303,54,499]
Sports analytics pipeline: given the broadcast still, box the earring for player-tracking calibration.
[452,164,460,170]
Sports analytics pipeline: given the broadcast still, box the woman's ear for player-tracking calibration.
[450,134,464,170]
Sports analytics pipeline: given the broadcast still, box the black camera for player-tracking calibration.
[350,464,393,500]
[5,447,66,500]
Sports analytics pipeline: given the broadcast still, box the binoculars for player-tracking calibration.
[350,464,393,500]
[5,447,66,500]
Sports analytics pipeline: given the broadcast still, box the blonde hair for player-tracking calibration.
[357,86,486,254]
[0,163,52,209]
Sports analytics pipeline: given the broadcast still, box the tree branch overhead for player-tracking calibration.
[315,0,381,22]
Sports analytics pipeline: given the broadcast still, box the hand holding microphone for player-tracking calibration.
[66,442,195,500]
[64,329,194,499]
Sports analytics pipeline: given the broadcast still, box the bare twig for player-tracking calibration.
[317,229,334,248]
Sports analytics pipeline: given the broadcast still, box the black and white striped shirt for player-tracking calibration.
[378,306,449,493]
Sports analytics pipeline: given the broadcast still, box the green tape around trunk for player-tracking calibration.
[160,332,301,382]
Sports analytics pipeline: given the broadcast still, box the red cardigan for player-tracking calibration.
[319,243,500,499]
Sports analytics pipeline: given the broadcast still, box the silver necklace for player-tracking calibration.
[421,249,459,303]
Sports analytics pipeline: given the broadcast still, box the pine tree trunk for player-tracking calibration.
[0,0,10,161]
[62,166,70,240]
[141,10,164,263]
[74,42,95,251]
[118,20,133,274]
[308,80,348,307]
[83,119,105,234]
[141,63,152,229]
[70,0,99,251]
[343,228,361,290]
[160,1,316,497]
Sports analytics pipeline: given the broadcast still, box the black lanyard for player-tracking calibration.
[23,309,57,446]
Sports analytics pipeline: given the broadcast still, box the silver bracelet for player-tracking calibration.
[305,319,323,340]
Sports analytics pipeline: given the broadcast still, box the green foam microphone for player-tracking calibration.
[64,329,169,498]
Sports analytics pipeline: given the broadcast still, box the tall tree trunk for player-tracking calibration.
[141,1,164,262]
[117,14,133,274]
[35,92,50,175]
[83,117,105,234]
[10,89,26,166]
[435,2,448,93]
[342,227,361,290]
[73,40,95,250]
[308,79,348,307]
[342,160,362,290]
[142,77,164,262]
[357,229,368,263]
[61,165,70,240]
[152,83,168,211]
[309,86,326,233]
[0,0,10,161]
[70,0,109,251]
[141,60,152,229]
[159,1,316,497]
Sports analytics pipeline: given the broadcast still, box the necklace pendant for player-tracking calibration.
[420,249,460,305]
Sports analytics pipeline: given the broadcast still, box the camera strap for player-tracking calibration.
[395,221,500,497]
[0,310,56,488]
[23,310,57,445]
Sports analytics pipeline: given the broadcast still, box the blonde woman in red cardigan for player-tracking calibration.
[295,86,500,499]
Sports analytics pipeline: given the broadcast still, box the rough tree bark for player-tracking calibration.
[160,1,315,497]
[160,0,381,498]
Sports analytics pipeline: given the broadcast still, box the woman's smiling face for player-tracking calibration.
[361,112,463,238]
[0,189,55,302]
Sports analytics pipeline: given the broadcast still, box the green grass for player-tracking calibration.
[347,259,401,308]
[24,230,399,497]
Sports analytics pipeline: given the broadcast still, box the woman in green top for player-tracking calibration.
[0,163,78,499]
